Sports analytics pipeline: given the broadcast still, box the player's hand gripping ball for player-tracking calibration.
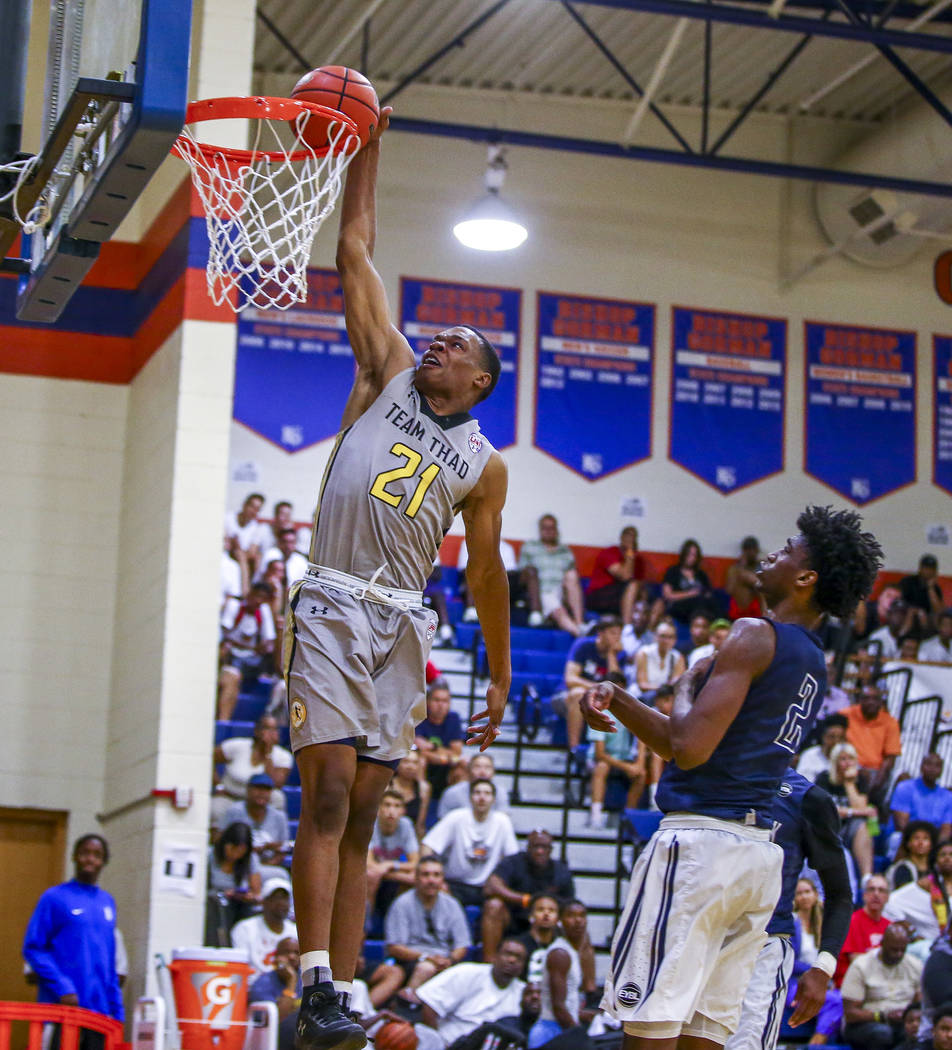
[374,1020,418,1050]
[290,66,380,151]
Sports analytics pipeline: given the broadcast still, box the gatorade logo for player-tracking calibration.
[191,971,240,1026]
[204,977,234,1008]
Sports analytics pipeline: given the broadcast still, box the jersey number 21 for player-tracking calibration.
[774,673,818,754]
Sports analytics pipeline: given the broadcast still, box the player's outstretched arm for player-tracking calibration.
[461,453,511,751]
[336,106,414,425]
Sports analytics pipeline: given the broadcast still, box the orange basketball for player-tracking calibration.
[290,66,380,151]
[374,1020,418,1050]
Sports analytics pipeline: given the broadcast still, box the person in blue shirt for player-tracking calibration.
[23,833,123,1030]
[890,752,952,841]
[580,505,882,1050]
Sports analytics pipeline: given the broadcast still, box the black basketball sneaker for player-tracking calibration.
[295,986,367,1050]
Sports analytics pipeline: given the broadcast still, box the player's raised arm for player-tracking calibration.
[461,453,511,750]
[335,106,414,413]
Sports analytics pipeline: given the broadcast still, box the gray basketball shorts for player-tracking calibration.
[282,576,439,763]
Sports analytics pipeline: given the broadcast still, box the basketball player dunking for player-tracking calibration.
[580,506,882,1050]
[287,107,511,1050]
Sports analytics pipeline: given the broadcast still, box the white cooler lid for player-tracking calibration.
[171,947,251,963]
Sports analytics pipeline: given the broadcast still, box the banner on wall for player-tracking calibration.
[234,269,354,452]
[535,292,655,479]
[804,321,916,504]
[936,335,952,496]
[669,306,785,492]
[400,277,520,450]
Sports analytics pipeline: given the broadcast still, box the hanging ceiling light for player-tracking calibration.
[453,145,528,252]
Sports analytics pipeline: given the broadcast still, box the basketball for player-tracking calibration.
[290,66,380,151]
[374,1020,418,1050]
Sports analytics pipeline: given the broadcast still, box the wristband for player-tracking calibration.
[522,894,531,909]
[281,989,297,999]
[814,951,837,978]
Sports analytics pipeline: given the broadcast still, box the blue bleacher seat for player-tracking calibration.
[232,693,269,722]
[441,567,461,594]
[464,904,482,943]
[284,786,302,820]
[286,761,300,787]
[363,939,386,965]
[621,808,663,842]
[454,623,480,650]
[288,820,298,841]
[216,720,255,743]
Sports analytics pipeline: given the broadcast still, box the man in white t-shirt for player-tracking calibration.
[882,878,942,948]
[257,527,309,589]
[416,939,527,1048]
[231,878,297,976]
[437,753,510,820]
[422,780,518,907]
[225,493,266,595]
[217,582,277,720]
[919,610,952,664]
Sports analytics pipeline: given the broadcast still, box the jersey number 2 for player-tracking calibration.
[370,442,441,519]
[774,673,819,754]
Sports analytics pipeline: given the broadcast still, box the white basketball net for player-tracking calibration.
[174,111,358,311]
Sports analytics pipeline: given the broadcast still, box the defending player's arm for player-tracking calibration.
[788,785,853,1027]
[579,618,774,769]
[545,949,576,1030]
[461,453,511,751]
[335,106,414,427]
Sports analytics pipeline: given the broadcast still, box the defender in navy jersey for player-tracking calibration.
[581,506,882,1050]
[725,769,852,1050]
[289,108,512,1050]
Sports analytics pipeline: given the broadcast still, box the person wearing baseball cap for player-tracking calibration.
[223,772,291,882]
[231,877,296,976]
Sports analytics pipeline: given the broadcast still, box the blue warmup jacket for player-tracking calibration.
[22,879,124,1020]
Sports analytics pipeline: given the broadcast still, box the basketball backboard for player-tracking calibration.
[0,0,192,322]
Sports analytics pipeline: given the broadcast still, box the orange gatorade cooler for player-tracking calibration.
[168,948,256,1050]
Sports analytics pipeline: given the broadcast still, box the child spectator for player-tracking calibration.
[415,683,465,801]
[919,609,952,664]
[366,789,419,920]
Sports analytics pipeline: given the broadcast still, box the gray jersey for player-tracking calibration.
[310,369,495,591]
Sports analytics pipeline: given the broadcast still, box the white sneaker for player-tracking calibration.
[462,606,478,623]
[528,610,543,627]
[586,811,608,829]
[438,623,455,646]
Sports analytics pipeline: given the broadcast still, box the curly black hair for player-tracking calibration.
[797,505,883,619]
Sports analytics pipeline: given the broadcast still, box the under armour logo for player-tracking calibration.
[309,605,328,615]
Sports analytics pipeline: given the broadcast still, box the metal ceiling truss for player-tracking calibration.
[255,0,952,192]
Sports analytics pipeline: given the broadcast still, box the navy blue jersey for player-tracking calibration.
[656,620,826,828]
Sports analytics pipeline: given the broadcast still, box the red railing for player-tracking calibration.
[0,1003,124,1050]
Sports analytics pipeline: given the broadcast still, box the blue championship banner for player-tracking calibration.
[535,292,655,478]
[936,335,952,496]
[400,277,520,451]
[670,306,786,492]
[805,321,916,504]
[234,269,353,451]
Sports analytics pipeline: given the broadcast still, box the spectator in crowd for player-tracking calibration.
[869,598,913,660]
[221,536,243,613]
[458,536,524,624]
[920,609,952,664]
[22,833,123,1025]
[422,779,518,907]
[225,492,266,595]
[586,711,644,828]
[258,527,308,589]
[528,900,591,1048]
[518,514,585,636]
[797,713,848,783]
[217,581,277,720]
[920,935,952,1048]
[891,753,952,840]
[677,612,711,659]
[248,935,302,1019]
[481,829,576,962]
[816,742,876,882]
[378,856,471,1006]
[687,617,731,669]
[845,683,902,804]
[845,642,882,697]
[557,615,628,751]
[584,526,647,623]
[449,983,542,1050]
[853,584,903,641]
[900,553,945,635]
[223,773,290,881]
[212,715,293,828]
[660,538,718,625]
[620,599,653,659]
[725,536,764,620]
[231,877,296,977]
[423,568,456,649]
[899,635,920,661]
[366,789,419,920]
[792,876,823,968]
[930,1005,952,1050]
[416,938,527,1048]
[841,923,923,1050]
[515,894,560,984]
[834,873,891,987]
[630,620,685,703]
[258,559,287,650]
[438,753,510,820]
[415,684,465,801]
[894,1003,922,1050]
[883,841,952,949]
[644,684,675,804]
[816,652,852,721]
[390,748,432,840]
[206,821,261,943]
[886,822,939,891]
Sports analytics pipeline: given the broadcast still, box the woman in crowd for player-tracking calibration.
[660,538,718,625]
[389,747,431,839]
[212,714,293,828]
[816,742,875,882]
[887,820,939,890]
[206,821,260,943]
[793,876,823,969]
